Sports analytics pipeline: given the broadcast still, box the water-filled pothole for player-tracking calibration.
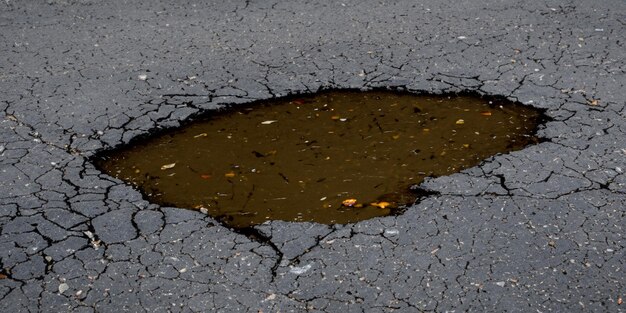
[94,90,543,228]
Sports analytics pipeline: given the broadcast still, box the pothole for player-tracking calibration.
[94,90,544,228]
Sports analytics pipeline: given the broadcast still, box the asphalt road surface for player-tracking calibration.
[1,0,624,312]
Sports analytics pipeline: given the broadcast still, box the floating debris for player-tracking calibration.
[160,163,176,170]
[370,201,391,209]
[342,199,358,207]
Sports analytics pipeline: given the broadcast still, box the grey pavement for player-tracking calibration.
[1,0,625,312]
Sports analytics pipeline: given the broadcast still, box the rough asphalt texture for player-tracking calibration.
[1,0,625,312]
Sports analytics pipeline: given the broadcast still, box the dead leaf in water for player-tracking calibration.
[455,119,465,125]
[160,163,176,170]
[342,199,357,207]
[480,111,492,116]
[193,133,208,138]
[261,120,277,125]
[370,201,391,209]
[225,172,236,178]
[200,174,211,179]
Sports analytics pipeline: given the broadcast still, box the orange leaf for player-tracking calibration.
[342,199,357,207]
[370,201,391,209]
[480,111,492,116]
[200,174,211,179]
[225,172,236,178]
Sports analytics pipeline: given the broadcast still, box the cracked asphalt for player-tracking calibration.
[1,0,624,312]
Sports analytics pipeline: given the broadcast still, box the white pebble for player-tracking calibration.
[384,228,399,236]
[58,283,69,294]
[289,264,312,275]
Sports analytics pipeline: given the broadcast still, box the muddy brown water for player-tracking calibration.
[94,90,543,228]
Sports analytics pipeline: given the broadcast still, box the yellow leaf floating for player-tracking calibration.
[480,111,492,116]
[342,199,357,207]
[160,163,176,170]
[455,119,465,125]
[225,172,236,178]
[370,201,391,209]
